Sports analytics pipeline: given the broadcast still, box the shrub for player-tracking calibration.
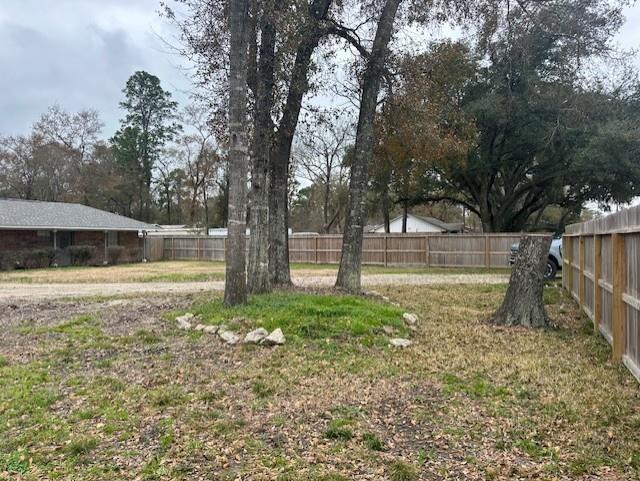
[107,246,124,264]
[67,245,96,266]
[22,248,57,269]
[0,251,18,271]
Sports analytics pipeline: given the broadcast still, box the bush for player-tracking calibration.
[67,246,96,266]
[0,251,17,271]
[22,248,57,269]
[107,246,124,264]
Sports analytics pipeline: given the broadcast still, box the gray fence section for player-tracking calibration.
[564,205,640,383]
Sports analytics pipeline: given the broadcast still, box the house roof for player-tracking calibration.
[0,198,156,231]
[408,214,464,232]
[367,213,464,233]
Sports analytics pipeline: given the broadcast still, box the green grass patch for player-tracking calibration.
[193,292,405,343]
[324,418,354,441]
[362,432,384,451]
[388,460,418,481]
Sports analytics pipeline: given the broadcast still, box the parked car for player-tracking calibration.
[509,237,563,280]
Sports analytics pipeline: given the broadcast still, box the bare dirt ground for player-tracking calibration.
[0,273,509,300]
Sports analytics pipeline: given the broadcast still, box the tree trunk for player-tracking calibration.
[335,0,402,292]
[382,188,390,233]
[248,15,276,294]
[224,0,250,306]
[268,0,333,285]
[402,202,408,233]
[492,235,551,327]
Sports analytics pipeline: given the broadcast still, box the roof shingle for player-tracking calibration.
[0,198,156,231]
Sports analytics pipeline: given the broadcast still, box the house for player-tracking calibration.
[0,198,155,269]
[147,225,206,236]
[368,213,464,234]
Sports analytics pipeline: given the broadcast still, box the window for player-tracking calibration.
[36,230,50,238]
[107,231,119,246]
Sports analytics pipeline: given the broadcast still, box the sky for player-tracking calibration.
[1,1,640,138]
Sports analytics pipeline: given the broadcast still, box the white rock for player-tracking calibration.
[389,338,412,348]
[402,313,418,325]
[263,328,286,346]
[176,313,195,330]
[203,325,219,334]
[244,328,269,344]
[194,324,206,331]
[219,330,241,345]
[382,325,396,335]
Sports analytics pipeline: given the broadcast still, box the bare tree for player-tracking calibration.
[248,6,277,294]
[336,0,402,291]
[224,0,251,306]
[33,105,103,203]
[295,118,352,232]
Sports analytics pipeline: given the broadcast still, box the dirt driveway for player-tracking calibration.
[0,272,508,300]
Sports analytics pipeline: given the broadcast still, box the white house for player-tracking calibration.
[369,213,463,234]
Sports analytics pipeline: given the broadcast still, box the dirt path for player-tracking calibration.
[0,273,508,300]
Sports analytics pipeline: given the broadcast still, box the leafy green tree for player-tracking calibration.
[381,1,640,232]
[111,71,180,221]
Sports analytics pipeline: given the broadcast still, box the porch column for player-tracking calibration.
[104,231,108,265]
[53,229,57,250]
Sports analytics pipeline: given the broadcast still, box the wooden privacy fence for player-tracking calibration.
[153,233,527,268]
[564,206,640,382]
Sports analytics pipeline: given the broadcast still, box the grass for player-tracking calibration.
[0,260,508,284]
[191,291,407,343]
[1,282,638,480]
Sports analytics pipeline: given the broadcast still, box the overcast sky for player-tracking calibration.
[1,0,639,138]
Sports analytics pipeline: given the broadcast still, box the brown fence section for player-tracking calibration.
[564,206,640,382]
[155,233,524,267]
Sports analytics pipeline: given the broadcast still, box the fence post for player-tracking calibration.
[172,237,175,260]
[384,235,388,267]
[315,236,318,264]
[612,233,625,361]
[594,234,602,334]
[484,235,490,267]
[424,235,429,266]
[566,236,573,294]
[579,235,585,308]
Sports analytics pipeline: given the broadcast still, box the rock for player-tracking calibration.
[389,338,412,348]
[382,325,396,335]
[202,325,219,334]
[194,324,206,331]
[263,328,286,346]
[402,312,418,325]
[244,328,269,344]
[176,313,195,330]
[219,330,241,345]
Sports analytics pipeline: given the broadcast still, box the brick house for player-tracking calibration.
[0,198,156,268]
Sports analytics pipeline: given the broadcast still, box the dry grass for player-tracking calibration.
[1,284,638,480]
[0,261,227,284]
[0,260,506,284]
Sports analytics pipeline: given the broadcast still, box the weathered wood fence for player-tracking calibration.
[564,206,640,382]
[147,233,527,267]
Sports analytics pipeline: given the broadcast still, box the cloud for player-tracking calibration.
[0,0,193,137]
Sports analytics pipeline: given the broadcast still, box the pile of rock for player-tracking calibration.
[174,313,286,346]
[385,311,420,349]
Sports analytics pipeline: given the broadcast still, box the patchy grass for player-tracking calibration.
[0,283,638,480]
[0,261,226,284]
[0,260,507,284]
[192,292,407,343]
